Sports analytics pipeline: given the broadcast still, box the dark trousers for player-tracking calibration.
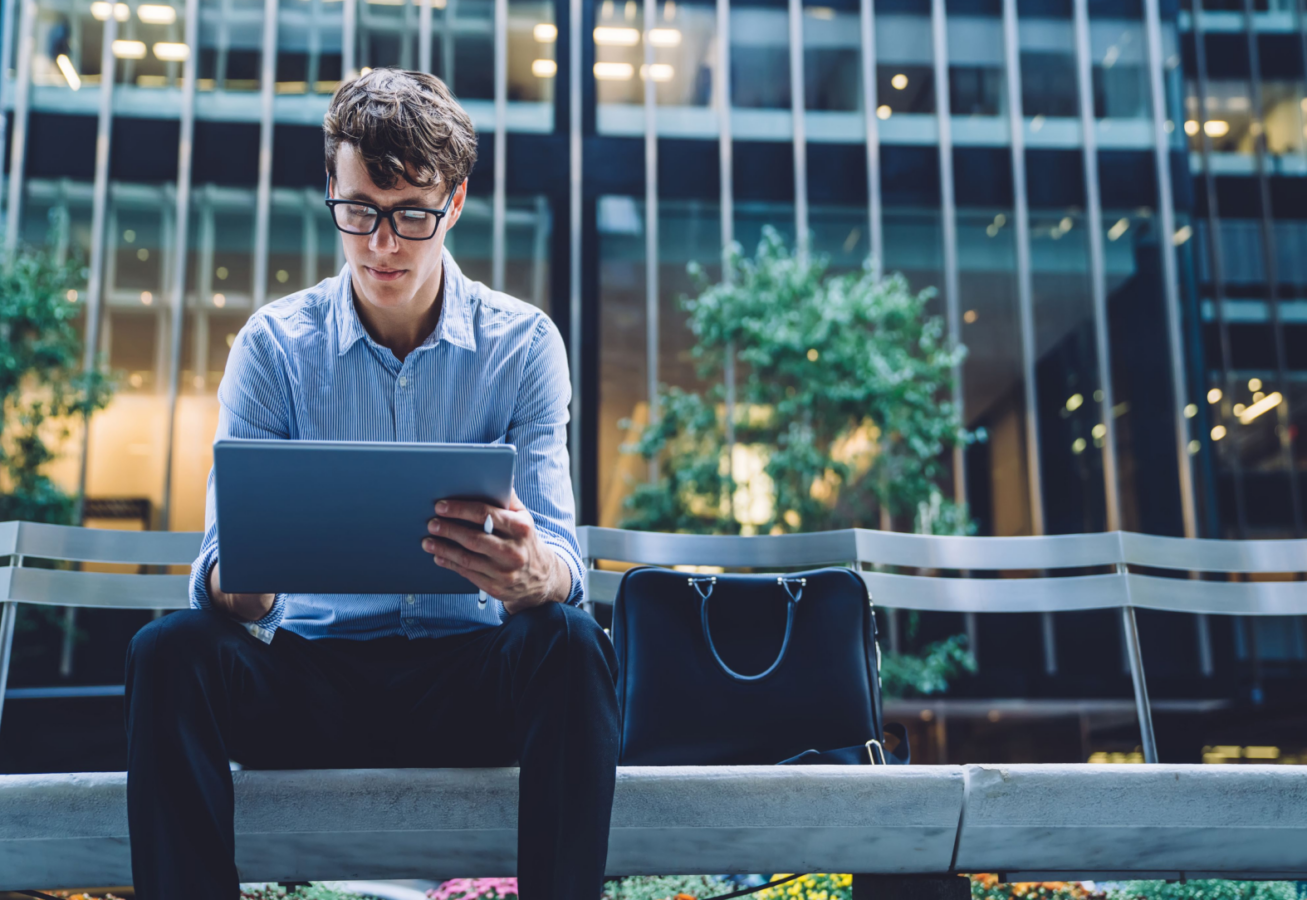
[125,603,620,900]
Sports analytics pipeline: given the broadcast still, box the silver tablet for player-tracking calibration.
[213,439,516,595]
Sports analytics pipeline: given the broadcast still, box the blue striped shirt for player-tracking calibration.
[190,251,583,643]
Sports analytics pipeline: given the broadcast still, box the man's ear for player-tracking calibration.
[444,179,469,232]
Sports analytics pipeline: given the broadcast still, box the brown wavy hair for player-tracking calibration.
[323,68,478,194]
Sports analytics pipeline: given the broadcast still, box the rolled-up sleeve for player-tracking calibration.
[189,318,294,642]
[507,317,585,606]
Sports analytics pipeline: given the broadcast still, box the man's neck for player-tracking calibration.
[351,262,445,363]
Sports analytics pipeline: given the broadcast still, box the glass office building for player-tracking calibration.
[2,0,1306,767]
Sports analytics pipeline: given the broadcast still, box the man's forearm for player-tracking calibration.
[207,563,277,622]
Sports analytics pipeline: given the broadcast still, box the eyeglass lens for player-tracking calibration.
[333,203,439,239]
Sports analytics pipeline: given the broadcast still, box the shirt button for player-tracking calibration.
[398,376,408,387]
[405,594,416,604]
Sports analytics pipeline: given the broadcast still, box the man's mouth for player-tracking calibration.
[365,265,406,282]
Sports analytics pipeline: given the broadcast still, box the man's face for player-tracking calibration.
[329,142,466,311]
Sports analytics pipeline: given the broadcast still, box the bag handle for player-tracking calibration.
[691,575,804,682]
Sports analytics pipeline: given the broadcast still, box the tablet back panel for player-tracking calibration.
[214,440,516,594]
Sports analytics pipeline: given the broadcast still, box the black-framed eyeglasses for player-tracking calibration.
[324,176,460,241]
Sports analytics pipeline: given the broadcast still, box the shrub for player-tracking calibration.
[602,874,737,900]
[429,879,519,900]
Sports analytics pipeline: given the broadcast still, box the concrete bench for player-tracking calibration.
[3,521,1307,891]
[4,764,1307,889]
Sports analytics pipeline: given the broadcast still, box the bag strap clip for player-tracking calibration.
[865,739,887,765]
[777,575,806,603]
[688,575,717,600]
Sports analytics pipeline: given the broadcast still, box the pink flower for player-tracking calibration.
[427,878,519,900]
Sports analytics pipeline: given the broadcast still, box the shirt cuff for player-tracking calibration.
[542,539,585,606]
[189,544,286,644]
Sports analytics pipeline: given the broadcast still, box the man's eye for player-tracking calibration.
[346,205,376,217]
[399,209,431,220]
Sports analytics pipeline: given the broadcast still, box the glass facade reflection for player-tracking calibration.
[4,0,1307,762]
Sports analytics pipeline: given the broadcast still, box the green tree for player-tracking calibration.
[0,236,114,525]
[621,227,973,536]
[619,228,978,697]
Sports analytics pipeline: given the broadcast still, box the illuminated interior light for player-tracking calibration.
[1107,217,1129,241]
[213,293,227,307]
[1188,439,1200,455]
[55,54,81,90]
[1238,391,1282,424]
[1233,403,1246,416]
[807,5,835,17]
[593,25,640,45]
[639,63,674,82]
[1211,425,1227,441]
[137,3,177,23]
[1030,114,1044,132]
[1173,224,1192,245]
[113,40,148,59]
[532,59,557,78]
[1065,393,1084,412]
[963,309,977,324]
[1071,437,1086,454]
[140,291,153,305]
[66,289,79,302]
[649,28,681,47]
[593,61,635,80]
[664,0,676,19]
[91,2,131,20]
[891,73,908,90]
[533,23,558,42]
[1184,119,1199,136]
[1092,424,1107,439]
[1184,403,1197,418]
[1203,119,1229,138]
[153,42,189,61]
[1248,377,1262,391]
[1207,387,1222,404]
[876,104,891,120]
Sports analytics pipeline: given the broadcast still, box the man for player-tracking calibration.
[125,69,619,900]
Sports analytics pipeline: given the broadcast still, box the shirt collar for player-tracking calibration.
[334,249,478,357]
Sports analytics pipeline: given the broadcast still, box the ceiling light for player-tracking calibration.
[534,22,557,41]
[113,40,148,59]
[1238,391,1282,424]
[1184,403,1197,418]
[594,61,635,80]
[1066,393,1084,412]
[876,104,891,120]
[213,293,227,307]
[649,28,680,46]
[55,54,81,90]
[1072,437,1086,454]
[1207,387,1221,404]
[1184,119,1199,136]
[1107,218,1129,241]
[594,26,640,45]
[140,291,153,305]
[1248,377,1262,391]
[1204,119,1229,137]
[532,58,557,77]
[1211,425,1226,441]
[138,3,177,23]
[640,63,674,82]
[91,2,130,20]
[891,73,908,90]
[153,42,189,61]
[1173,224,1192,245]
[963,309,977,324]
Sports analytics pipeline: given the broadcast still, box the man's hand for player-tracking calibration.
[422,489,571,614]
[207,563,276,623]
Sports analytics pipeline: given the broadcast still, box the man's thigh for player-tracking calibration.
[128,609,393,770]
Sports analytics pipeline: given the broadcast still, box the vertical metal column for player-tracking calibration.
[568,0,583,511]
[717,0,737,501]
[161,0,202,532]
[1142,0,1197,540]
[789,0,807,259]
[75,11,120,522]
[644,0,659,482]
[343,0,358,78]
[859,0,882,276]
[0,0,19,214]
[420,0,433,73]
[931,0,963,504]
[1073,0,1122,530]
[492,0,507,291]
[1190,0,1227,675]
[252,0,279,309]
[1120,563,1159,763]
[4,0,36,257]
[1241,0,1303,535]
[1002,0,1054,671]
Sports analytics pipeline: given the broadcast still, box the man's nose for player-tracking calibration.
[369,216,401,253]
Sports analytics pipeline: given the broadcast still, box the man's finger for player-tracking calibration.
[423,536,507,579]
[430,550,497,595]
